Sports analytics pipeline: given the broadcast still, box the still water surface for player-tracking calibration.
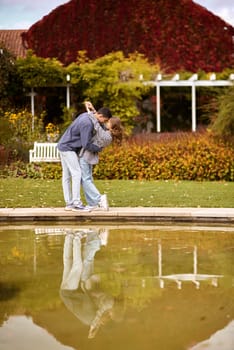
[0,224,233,350]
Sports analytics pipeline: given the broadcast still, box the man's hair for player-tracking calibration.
[97,107,112,119]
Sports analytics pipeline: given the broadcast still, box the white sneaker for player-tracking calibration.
[65,204,74,211]
[99,194,109,211]
[86,205,99,211]
[72,204,90,212]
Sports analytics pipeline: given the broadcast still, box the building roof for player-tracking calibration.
[0,29,27,58]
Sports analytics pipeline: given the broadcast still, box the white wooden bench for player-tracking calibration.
[29,142,60,162]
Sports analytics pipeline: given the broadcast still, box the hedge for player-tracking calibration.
[1,134,233,181]
[95,135,234,181]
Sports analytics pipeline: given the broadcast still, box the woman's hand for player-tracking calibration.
[84,101,96,113]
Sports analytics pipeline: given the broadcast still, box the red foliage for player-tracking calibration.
[22,0,234,72]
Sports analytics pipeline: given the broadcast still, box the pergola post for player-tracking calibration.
[28,87,37,131]
[156,83,161,132]
[189,74,198,132]
[156,74,162,133]
[191,83,196,132]
[66,74,71,109]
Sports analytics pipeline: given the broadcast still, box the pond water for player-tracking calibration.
[0,223,233,350]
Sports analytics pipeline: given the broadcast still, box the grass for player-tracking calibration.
[0,178,234,208]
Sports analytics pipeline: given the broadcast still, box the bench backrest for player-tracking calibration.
[29,142,60,162]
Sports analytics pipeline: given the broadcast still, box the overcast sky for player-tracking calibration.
[0,0,234,29]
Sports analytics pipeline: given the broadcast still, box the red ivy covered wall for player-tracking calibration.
[21,0,234,72]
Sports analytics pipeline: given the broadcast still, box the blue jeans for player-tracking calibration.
[79,157,101,206]
[59,151,82,206]
[60,233,83,290]
[60,230,101,290]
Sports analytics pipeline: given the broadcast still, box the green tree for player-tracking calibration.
[211,86,234,137]
[16,50,65,87]
[0,46,22,110]
[68,51,159,132]
[16,51,69,127]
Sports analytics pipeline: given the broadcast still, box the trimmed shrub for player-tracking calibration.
[1,133,233,181]
[94,133,234,181]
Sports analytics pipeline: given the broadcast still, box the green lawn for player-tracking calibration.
[1,178,233,208]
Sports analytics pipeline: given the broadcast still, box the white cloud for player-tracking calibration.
[194,0,234,26]
[0,0,69,29]
[218,7,234,26]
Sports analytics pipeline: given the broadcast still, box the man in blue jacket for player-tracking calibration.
[57,106,112,211]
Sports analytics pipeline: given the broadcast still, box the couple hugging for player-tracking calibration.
[57,101,123,212]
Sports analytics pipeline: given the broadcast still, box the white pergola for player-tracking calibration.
[156,243,222,289]
[27,74,71,131]
[143,73,234,132]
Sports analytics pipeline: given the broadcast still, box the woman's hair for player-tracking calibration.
[108,117,124,144]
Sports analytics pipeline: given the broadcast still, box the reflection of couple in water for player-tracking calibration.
[60,228,120,339]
